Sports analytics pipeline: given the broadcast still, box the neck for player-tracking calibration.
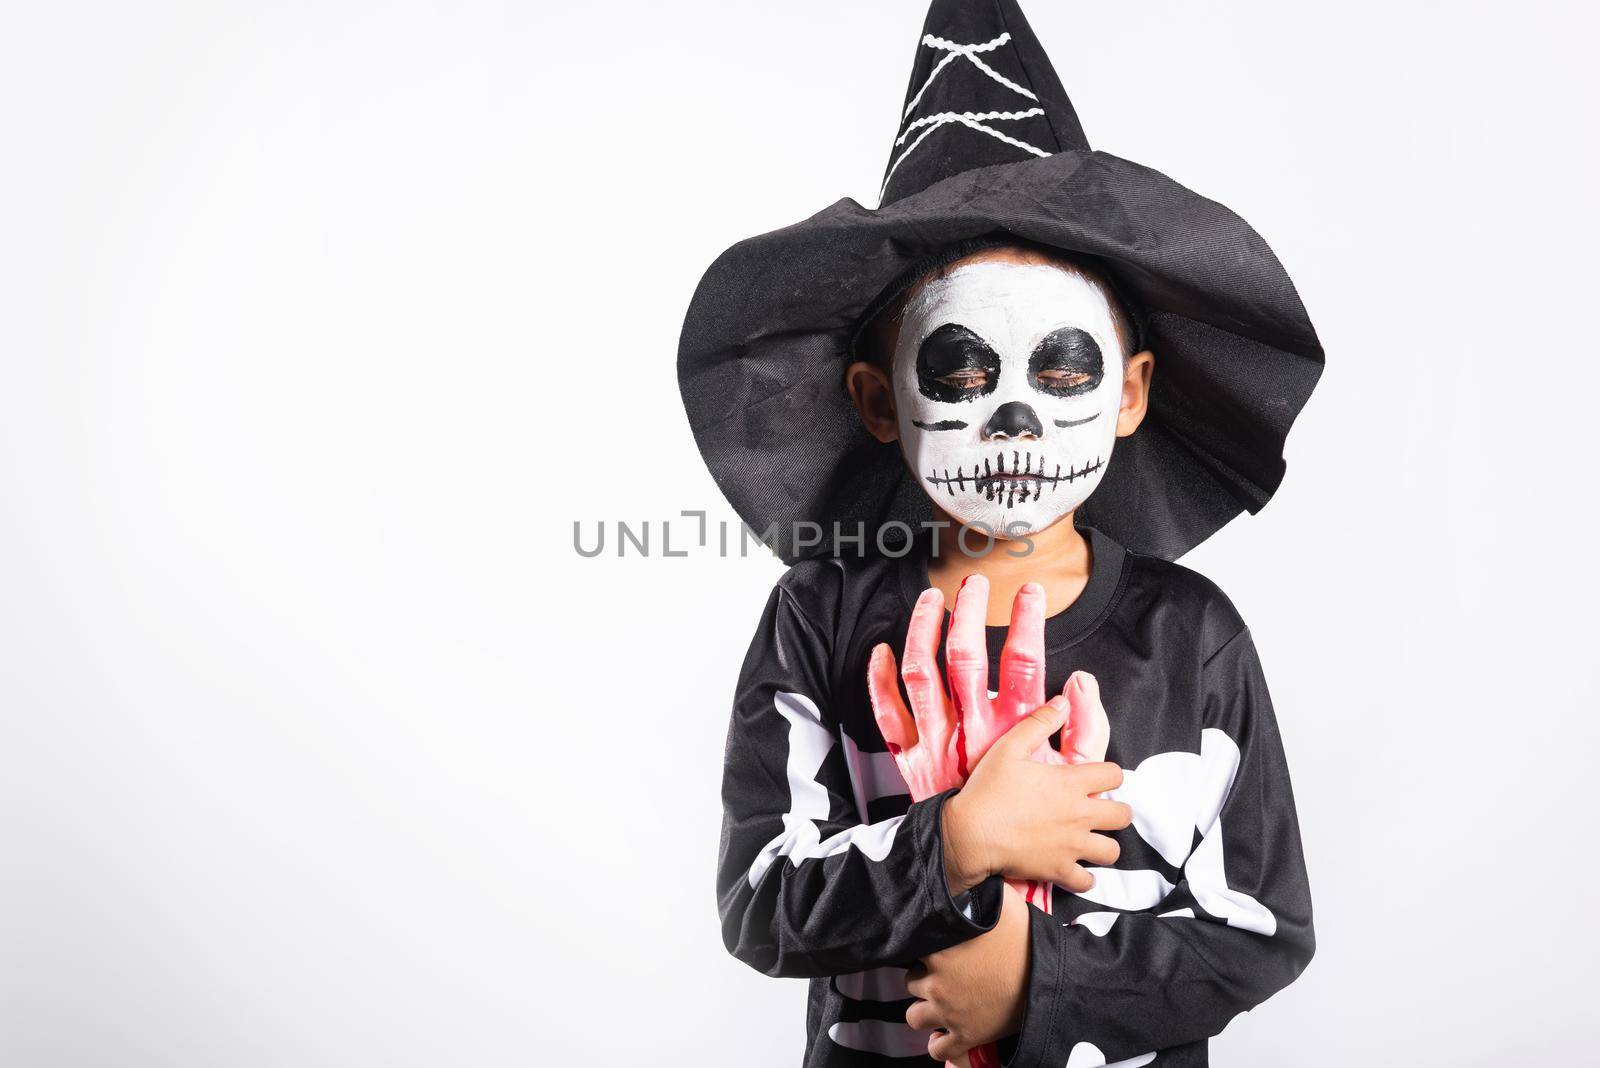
[926,509,1092,626]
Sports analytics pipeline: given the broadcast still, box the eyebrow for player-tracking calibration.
[1030,326,1103,368]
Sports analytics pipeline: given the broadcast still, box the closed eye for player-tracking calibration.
[935,369,990,391]
[1036,369,1092,391]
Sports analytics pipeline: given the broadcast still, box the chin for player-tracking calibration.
[946,500,1072,540]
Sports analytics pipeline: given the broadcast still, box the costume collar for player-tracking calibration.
[895,524,1127,655]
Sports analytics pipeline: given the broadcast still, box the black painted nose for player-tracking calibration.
[981,401,1043,440]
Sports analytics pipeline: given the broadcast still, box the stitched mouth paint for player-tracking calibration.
[892,261,1125,534]
[924,453,1106,506]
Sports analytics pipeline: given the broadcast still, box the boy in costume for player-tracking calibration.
[678,2,1321,1065]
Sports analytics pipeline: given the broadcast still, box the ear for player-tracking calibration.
[1115,350,1155,438]
[845,361,900,444]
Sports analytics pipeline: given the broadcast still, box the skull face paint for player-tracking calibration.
[891,260,1126,535]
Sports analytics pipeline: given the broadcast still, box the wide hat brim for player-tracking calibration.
[677,149,1324,563]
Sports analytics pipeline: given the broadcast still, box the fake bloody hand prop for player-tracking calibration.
[867,576,1111,795]
[867,576,1113,1068]
[869,577,1110,786]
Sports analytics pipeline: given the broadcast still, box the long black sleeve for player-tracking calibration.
[716,577,1003,979]
[1008,627,1315,1066]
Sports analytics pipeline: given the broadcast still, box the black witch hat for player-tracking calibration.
[678,0,1323,563]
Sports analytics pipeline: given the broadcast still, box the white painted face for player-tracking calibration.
[891,260,1125,535]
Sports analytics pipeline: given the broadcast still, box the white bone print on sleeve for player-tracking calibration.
[747,692,903,887]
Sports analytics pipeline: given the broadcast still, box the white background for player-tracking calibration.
[2,1,1595,1064]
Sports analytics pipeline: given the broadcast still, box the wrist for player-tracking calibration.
[940,791,994,894]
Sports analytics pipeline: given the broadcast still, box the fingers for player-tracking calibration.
[1079,832,1122,867]
[906,998,942,1032]
[996,582,1047,723]
[1070,760,1125,796]
[1087,797,1134,831]
[867,644,916,751]
[901,588,948,715]
[904,962,930,1000]
[906,965,970,1063]
[1058,671,1111,765]
[896,591,953,767]
[928,1029,971,1063]
[944,574,991,725]
[1057,863,1095,894]
[901,589,958,753]
[993,694,1069,760]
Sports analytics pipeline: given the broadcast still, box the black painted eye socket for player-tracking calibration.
[916,323,1001,403]
[1029,327,1104,397]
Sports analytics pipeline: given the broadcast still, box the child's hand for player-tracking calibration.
[906,881,1031,1063]
[942,695,1130,894]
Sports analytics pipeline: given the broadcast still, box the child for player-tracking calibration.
[679,3,1322,1065]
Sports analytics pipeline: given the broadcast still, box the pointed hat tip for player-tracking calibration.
[878,0,1089,205]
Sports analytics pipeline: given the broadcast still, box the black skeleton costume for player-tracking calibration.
[718,531,1312,1066]
[678,1,1325,1064]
